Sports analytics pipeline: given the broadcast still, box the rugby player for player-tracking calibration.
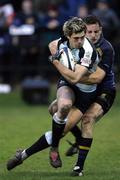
[7,15,115,175]
[47,16,100,170]
[6,17,99,174]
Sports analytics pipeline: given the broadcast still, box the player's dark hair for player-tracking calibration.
[83,15,102,27]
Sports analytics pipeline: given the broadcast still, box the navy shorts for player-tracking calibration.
[57,78,97,114]
[95,88,116,114]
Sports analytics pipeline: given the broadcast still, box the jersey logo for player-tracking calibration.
[85,51,91,59]
[96,48,103,58]
[80,58,91,67]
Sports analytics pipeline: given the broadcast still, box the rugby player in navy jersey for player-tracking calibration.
[6,16,116,177]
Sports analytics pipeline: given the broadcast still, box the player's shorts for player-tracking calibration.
[57,78,97,114]
[95,88,116,114]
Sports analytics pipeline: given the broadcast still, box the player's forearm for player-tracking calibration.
[53,60,81,84]
[80,71,105,84]
[79,75,99,84]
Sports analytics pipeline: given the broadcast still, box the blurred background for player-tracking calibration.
[0,0,120,104]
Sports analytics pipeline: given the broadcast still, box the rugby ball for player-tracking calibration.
[59,47,75,70]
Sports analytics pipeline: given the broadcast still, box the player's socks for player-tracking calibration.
[25,134,50,157]
[65,126,81,156]
[76,137,93,170]
[70,125,82,142]
[21,150,28,160]
[7,132,53,170]
[49,113,66,168]
[52,113,66,147]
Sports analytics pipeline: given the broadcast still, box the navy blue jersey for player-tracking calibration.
[95,35,115,91]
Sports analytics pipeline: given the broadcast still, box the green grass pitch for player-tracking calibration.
[0,89,120,180]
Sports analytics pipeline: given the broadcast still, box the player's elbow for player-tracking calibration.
[97,74,105,83]
[97,77,103,84]
[93,77,103,84]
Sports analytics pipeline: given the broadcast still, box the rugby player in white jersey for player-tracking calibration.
[47,16,101,169]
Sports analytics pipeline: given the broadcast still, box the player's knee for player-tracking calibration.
[59,103,72,116]
[82,113,95,125]
[81,122,93,138]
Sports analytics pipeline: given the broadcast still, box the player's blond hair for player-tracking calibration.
[63,17,86,37]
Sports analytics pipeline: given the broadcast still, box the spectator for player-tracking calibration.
[76,4,89,18]
[37,4,66,77]
[12,0,39,29]
[59,0,87,18]
[40,4,66,44]
[9,0,41,81]
[0,1,14,84]
[0,2,14,26]
[91,0,120,42]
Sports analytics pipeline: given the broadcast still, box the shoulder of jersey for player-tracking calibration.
[83,38,94,52]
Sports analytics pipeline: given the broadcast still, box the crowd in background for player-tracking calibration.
[0,0,120,87]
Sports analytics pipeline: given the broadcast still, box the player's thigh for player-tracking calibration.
[64,107,83,134]
[95,89,116,115]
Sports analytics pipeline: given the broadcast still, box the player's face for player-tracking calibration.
[86,23,102,44]
[67,31,86,49]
